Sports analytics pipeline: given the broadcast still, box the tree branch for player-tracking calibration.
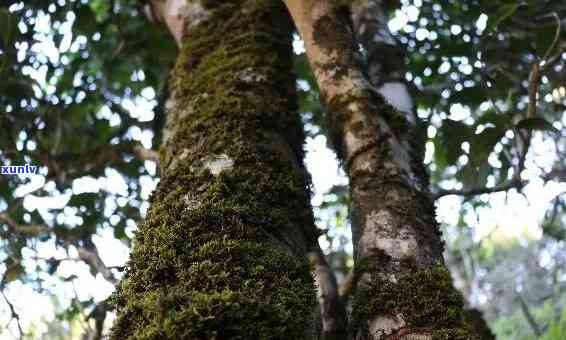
[1,289,23,339]
[309,246,347,339]
[132,145,159,162]
[284,0,462,337]
[39,141,158,186]
[433,178,526,200]
[0,213,50,236]
[338,271,354,298]
[144,0,209,47]
[78,238,118,285]
[517,293,542,337]
[434,165,566,200]
[0,214,118,285]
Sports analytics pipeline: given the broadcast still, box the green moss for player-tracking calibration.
[351,264,479,339]
[352,250,392,278]
[113,240,315,339]
[463,308,496,340]
[110,1,317,339]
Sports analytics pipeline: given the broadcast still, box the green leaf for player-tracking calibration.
[0,8,18,75]
[516,117,560,134]
[2,259,24,283]
[89,0,111,23]
[438,119,472,166]
[486,4,520,33]
[62,274,78,282]
[68,192,99,209]
[46,257,62,275]
[470,126,504,166]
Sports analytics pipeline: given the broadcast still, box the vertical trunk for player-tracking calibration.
[111,1,317,338]
[310,245,347,339]
[351,2,494,339]
[284,0,477,338]
[350,0,425,166]
[351,0,416,122]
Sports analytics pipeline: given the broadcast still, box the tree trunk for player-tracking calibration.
[284,0,478,338]
[111,1,318,338]
[351,0,416,122]
[351,2,494,339]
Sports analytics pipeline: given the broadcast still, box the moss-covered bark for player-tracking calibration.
[110,1,318,338]
[349,1,493,339]
[284,0,480,338]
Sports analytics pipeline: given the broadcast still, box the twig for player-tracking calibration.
[77,238,118,285]
[85,299,112,340]
[70,281,94,335]
[1,289,23,339]
[517,293,542,337]
[541,13,562,66]
[518,14,562,180]
[434,167,566,199]
[433,178,525,200]
[338,271,354,298]
[526,12,560,119]
[526,62,540,119]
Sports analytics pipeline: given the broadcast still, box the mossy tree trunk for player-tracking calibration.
[111,1,319,338]
[350,2,494,339]
[284,0,480,338]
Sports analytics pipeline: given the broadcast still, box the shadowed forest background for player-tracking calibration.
[1,0,566,339]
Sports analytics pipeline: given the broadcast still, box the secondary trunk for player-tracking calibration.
[111,1,318,338]
[351,2,494,339]
[351,0,416,122]
[284,0,478,338]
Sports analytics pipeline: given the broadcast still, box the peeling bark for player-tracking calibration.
[284,0,477,338]
[111,1,318,338]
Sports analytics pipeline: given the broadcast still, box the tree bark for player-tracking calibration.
[351,2,494,339]
[111,1,318,338]
[284,0,478,338]
[351,0,416,122]
[310,244,347,339]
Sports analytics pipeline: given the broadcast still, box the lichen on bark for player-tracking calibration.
[110,0,318,338]
[284,0,481,338]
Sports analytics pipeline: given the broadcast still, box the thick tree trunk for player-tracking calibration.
[284,0,478,338]
[111,1,318,338]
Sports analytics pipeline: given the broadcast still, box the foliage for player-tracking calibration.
[0,0,175,336]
